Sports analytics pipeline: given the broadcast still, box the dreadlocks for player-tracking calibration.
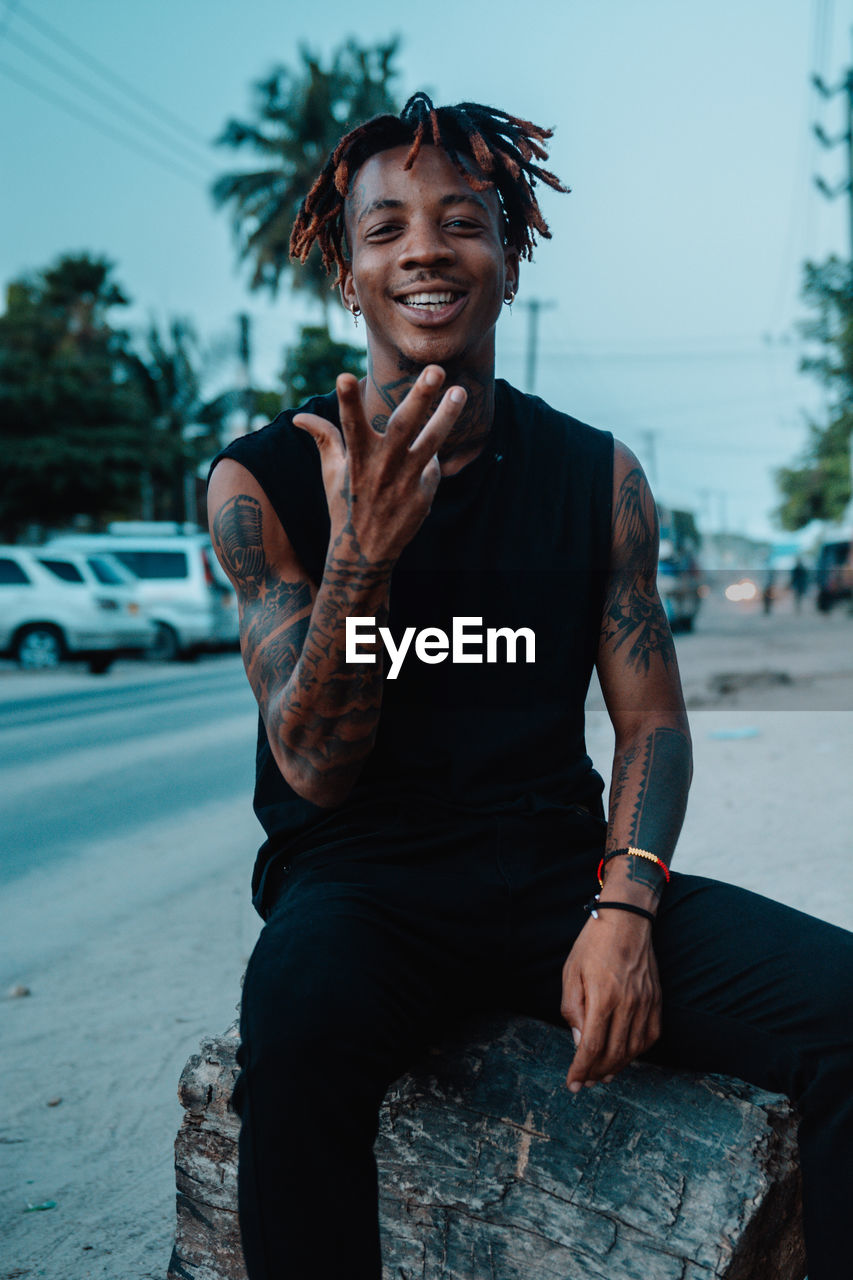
[290,92,570,286]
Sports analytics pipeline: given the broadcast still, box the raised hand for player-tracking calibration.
[293,365,467,567]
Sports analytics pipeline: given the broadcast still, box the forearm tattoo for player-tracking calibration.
[609,726,692,897]
[213,493,391,793]
[601,468,676,674]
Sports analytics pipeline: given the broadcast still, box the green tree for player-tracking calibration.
[282,325,366,407]
[124,319,233,522]
[212,38,401,306]
[776,256,853,529]
[0,253,150,539]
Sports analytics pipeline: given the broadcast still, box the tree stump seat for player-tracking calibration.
[168,1012,805,1280]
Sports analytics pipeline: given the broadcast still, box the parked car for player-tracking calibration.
[46,532,240,660]
[0,546,154,672]
[815,534,852,613]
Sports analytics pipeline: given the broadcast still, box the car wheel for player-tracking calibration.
[151,622,181,662]
[15,625,65,670]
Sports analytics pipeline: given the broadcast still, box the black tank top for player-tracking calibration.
[212,379,614,913]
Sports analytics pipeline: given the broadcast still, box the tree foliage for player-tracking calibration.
[0,253,243,538]
[282,325,366,408]
[776,256,853,530]
[124,319,232,521]
[212,38,401,303]
[0,253,149,539]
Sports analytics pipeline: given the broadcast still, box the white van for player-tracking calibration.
[0,546,154,671]
[46,531,240,660]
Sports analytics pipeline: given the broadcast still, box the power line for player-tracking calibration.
[14,0,211,151]
[3,24,213,178]
[0,58,207,188]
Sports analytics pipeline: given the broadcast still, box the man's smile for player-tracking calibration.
[392,287,469,324]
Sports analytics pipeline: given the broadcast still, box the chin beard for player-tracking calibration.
[393,345,478,381]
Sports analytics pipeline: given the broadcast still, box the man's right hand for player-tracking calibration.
[293,366,467,566]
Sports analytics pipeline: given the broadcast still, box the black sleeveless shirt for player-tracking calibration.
[212,379,614,913]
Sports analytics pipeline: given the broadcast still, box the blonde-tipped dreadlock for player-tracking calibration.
[290,92,570,285]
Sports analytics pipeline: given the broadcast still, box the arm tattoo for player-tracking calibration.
[213,491,394,798]
[608,726,692,899]
[212,494,266,597]
[601,468,676,675]
[213,494,313,707]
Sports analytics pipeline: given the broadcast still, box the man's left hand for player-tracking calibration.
[560,913,662,1093]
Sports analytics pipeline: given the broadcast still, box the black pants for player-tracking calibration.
[234,807,853,1280]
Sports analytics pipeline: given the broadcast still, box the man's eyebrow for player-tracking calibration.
[356,192,491,225]
[439,192,490,213]
[356,198,403,225]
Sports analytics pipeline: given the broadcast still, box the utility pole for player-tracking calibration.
[813,39,853,524]
[517,298,556,393]
[812,43,853,262]
[238,313,253,434]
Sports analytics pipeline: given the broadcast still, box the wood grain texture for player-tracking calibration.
[168,1014,805,1280]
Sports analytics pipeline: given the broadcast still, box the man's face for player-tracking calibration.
[341,144,519,374]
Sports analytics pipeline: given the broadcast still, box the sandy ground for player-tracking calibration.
[2,600,852,1280]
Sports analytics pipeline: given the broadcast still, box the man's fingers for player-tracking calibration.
[334,374,370,458]
[385,365,448,446]
[293,412,345,461]
[409,384,468,465]
[328,366,466,468]
[566,1000,608,1092]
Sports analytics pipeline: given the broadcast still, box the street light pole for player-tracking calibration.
[517,298,556,393]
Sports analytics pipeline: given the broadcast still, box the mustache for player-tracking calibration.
[393,273,469,292]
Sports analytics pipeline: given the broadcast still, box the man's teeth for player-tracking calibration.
[401,292,458,308]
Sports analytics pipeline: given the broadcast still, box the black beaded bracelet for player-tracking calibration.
[584,894,656,924]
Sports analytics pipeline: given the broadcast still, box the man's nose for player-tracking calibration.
[397,219,456,270]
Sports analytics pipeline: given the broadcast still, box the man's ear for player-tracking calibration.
[504,248,520,300]
[340,270,357,313]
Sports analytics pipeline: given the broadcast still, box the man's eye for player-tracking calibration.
[366,223,400,238]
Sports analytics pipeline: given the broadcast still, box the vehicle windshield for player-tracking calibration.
[113,550,189,579]
[87,555,129,585]
[38,558,85,584]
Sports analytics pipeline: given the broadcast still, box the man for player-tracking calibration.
[208,94,851,1280]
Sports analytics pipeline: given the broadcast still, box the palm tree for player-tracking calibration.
[212,39,401,309]
[125,320,232,523]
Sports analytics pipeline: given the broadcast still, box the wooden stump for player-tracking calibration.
[168,1014,805,1280]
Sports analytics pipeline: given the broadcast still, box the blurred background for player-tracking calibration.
[0,0,852,561]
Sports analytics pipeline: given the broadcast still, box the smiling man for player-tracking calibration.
[207,94,852,1280]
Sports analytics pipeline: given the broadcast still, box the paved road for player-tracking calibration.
[0,656,262,994]
[0,658,257,886]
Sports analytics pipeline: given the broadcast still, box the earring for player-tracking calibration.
[504,289,515,310]
[351,304,361,328]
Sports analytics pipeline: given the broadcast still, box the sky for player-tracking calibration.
[1,0,851,541]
